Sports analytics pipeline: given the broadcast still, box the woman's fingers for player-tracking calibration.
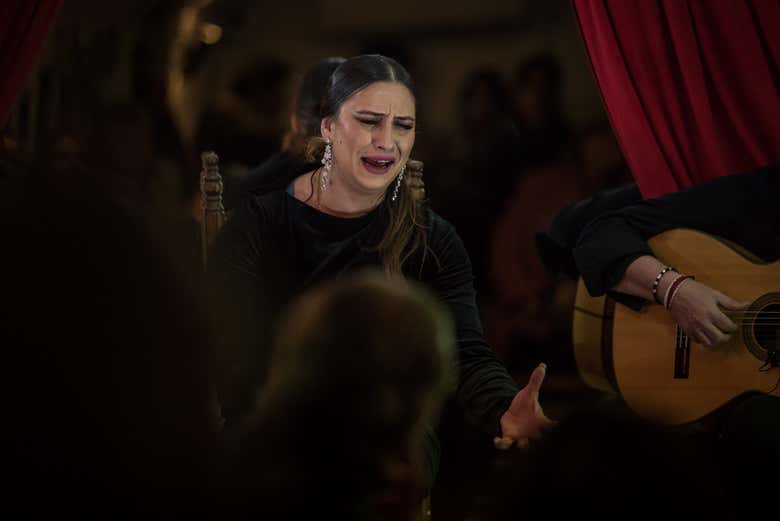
[525,363,547,401]
[493,436,531,450]
[493,436,516,450]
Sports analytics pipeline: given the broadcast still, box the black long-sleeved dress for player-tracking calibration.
[207,187,518,461]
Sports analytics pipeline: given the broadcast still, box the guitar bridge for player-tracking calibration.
[674,325,690,379]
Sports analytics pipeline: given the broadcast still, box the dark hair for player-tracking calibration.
[266,271,456,423]
[320,54,416,119]
[282,57,346,153]
[513,52,565,125]
[307,54,429,276]
[231,271,455,518]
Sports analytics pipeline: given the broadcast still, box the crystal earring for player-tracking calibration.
[391,163,406,202]
[321,139,333,192]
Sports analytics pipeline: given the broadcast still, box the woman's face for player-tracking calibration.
[321,81,416,197]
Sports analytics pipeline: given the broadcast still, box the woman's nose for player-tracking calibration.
[373,122,394,150]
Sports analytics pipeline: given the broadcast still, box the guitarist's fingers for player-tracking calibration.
[716,291,750,311]
[712,309,737,334]
[700,324,727,348]
[689,330,704,346]
[690,326,711,347]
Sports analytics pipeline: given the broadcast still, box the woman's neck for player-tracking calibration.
[300,170,383,218]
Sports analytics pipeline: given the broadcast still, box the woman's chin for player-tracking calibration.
[354,172,393,194]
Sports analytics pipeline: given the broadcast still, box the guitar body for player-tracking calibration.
[572,278,617,393]
[575,229,780,425]
[615,229,780,424]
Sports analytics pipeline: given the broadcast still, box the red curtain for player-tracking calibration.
[573,0,780,198]
[0,0,64,128]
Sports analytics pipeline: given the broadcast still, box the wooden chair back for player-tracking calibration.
[200,151,226,268]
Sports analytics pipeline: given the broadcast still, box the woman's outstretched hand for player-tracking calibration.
[494,363,556,450]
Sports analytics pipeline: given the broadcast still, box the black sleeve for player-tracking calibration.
[425,213,518,437]
[536,183,642,280]
[573,166,780,300]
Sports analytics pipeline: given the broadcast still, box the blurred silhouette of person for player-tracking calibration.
[225,57,347,209]
[433,67,521,294]
[511,53,574,170]
[1,157,221,518]
[225,272,456,520]
[196,59,290,174]
[484,120,630,368]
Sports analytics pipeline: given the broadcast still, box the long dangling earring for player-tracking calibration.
[321,140,333,192]
[391,163,406,202]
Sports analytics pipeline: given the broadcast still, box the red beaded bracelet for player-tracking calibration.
[666,275,695,310]
[662,273,686,309]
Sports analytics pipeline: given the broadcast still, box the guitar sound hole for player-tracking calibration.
[743,293,780,362]
[753,303,780,352]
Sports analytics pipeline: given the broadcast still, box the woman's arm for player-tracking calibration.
[424,213,554,447]
[423,214,518,436]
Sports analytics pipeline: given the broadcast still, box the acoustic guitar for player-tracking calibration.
[572,229,780,425]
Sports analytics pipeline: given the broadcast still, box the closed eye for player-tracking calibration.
[357,118,380,126]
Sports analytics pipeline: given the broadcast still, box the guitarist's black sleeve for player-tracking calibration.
[573,165,780,304]
[536,183,643,281]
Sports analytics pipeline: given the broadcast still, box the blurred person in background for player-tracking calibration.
[1,155,221,518]
[225,272,456,520]
[484,120,630,369]
[511,52,575,171]
[432,67,520,294]
[224,56,347,209]
[196,58,291,174]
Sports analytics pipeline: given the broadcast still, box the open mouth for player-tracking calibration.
[361,156,396,175]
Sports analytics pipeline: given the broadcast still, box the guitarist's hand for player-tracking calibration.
[494,363,556,450]
[669,280,749,348]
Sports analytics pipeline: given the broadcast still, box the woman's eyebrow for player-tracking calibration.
[355,110,415,122]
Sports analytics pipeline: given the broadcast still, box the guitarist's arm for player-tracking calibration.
[573,167,779,347]
[615,255,746,348]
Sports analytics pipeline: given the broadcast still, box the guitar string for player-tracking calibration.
[767,373,780,394]
[725,311,780,313]
[723,311,780,316]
